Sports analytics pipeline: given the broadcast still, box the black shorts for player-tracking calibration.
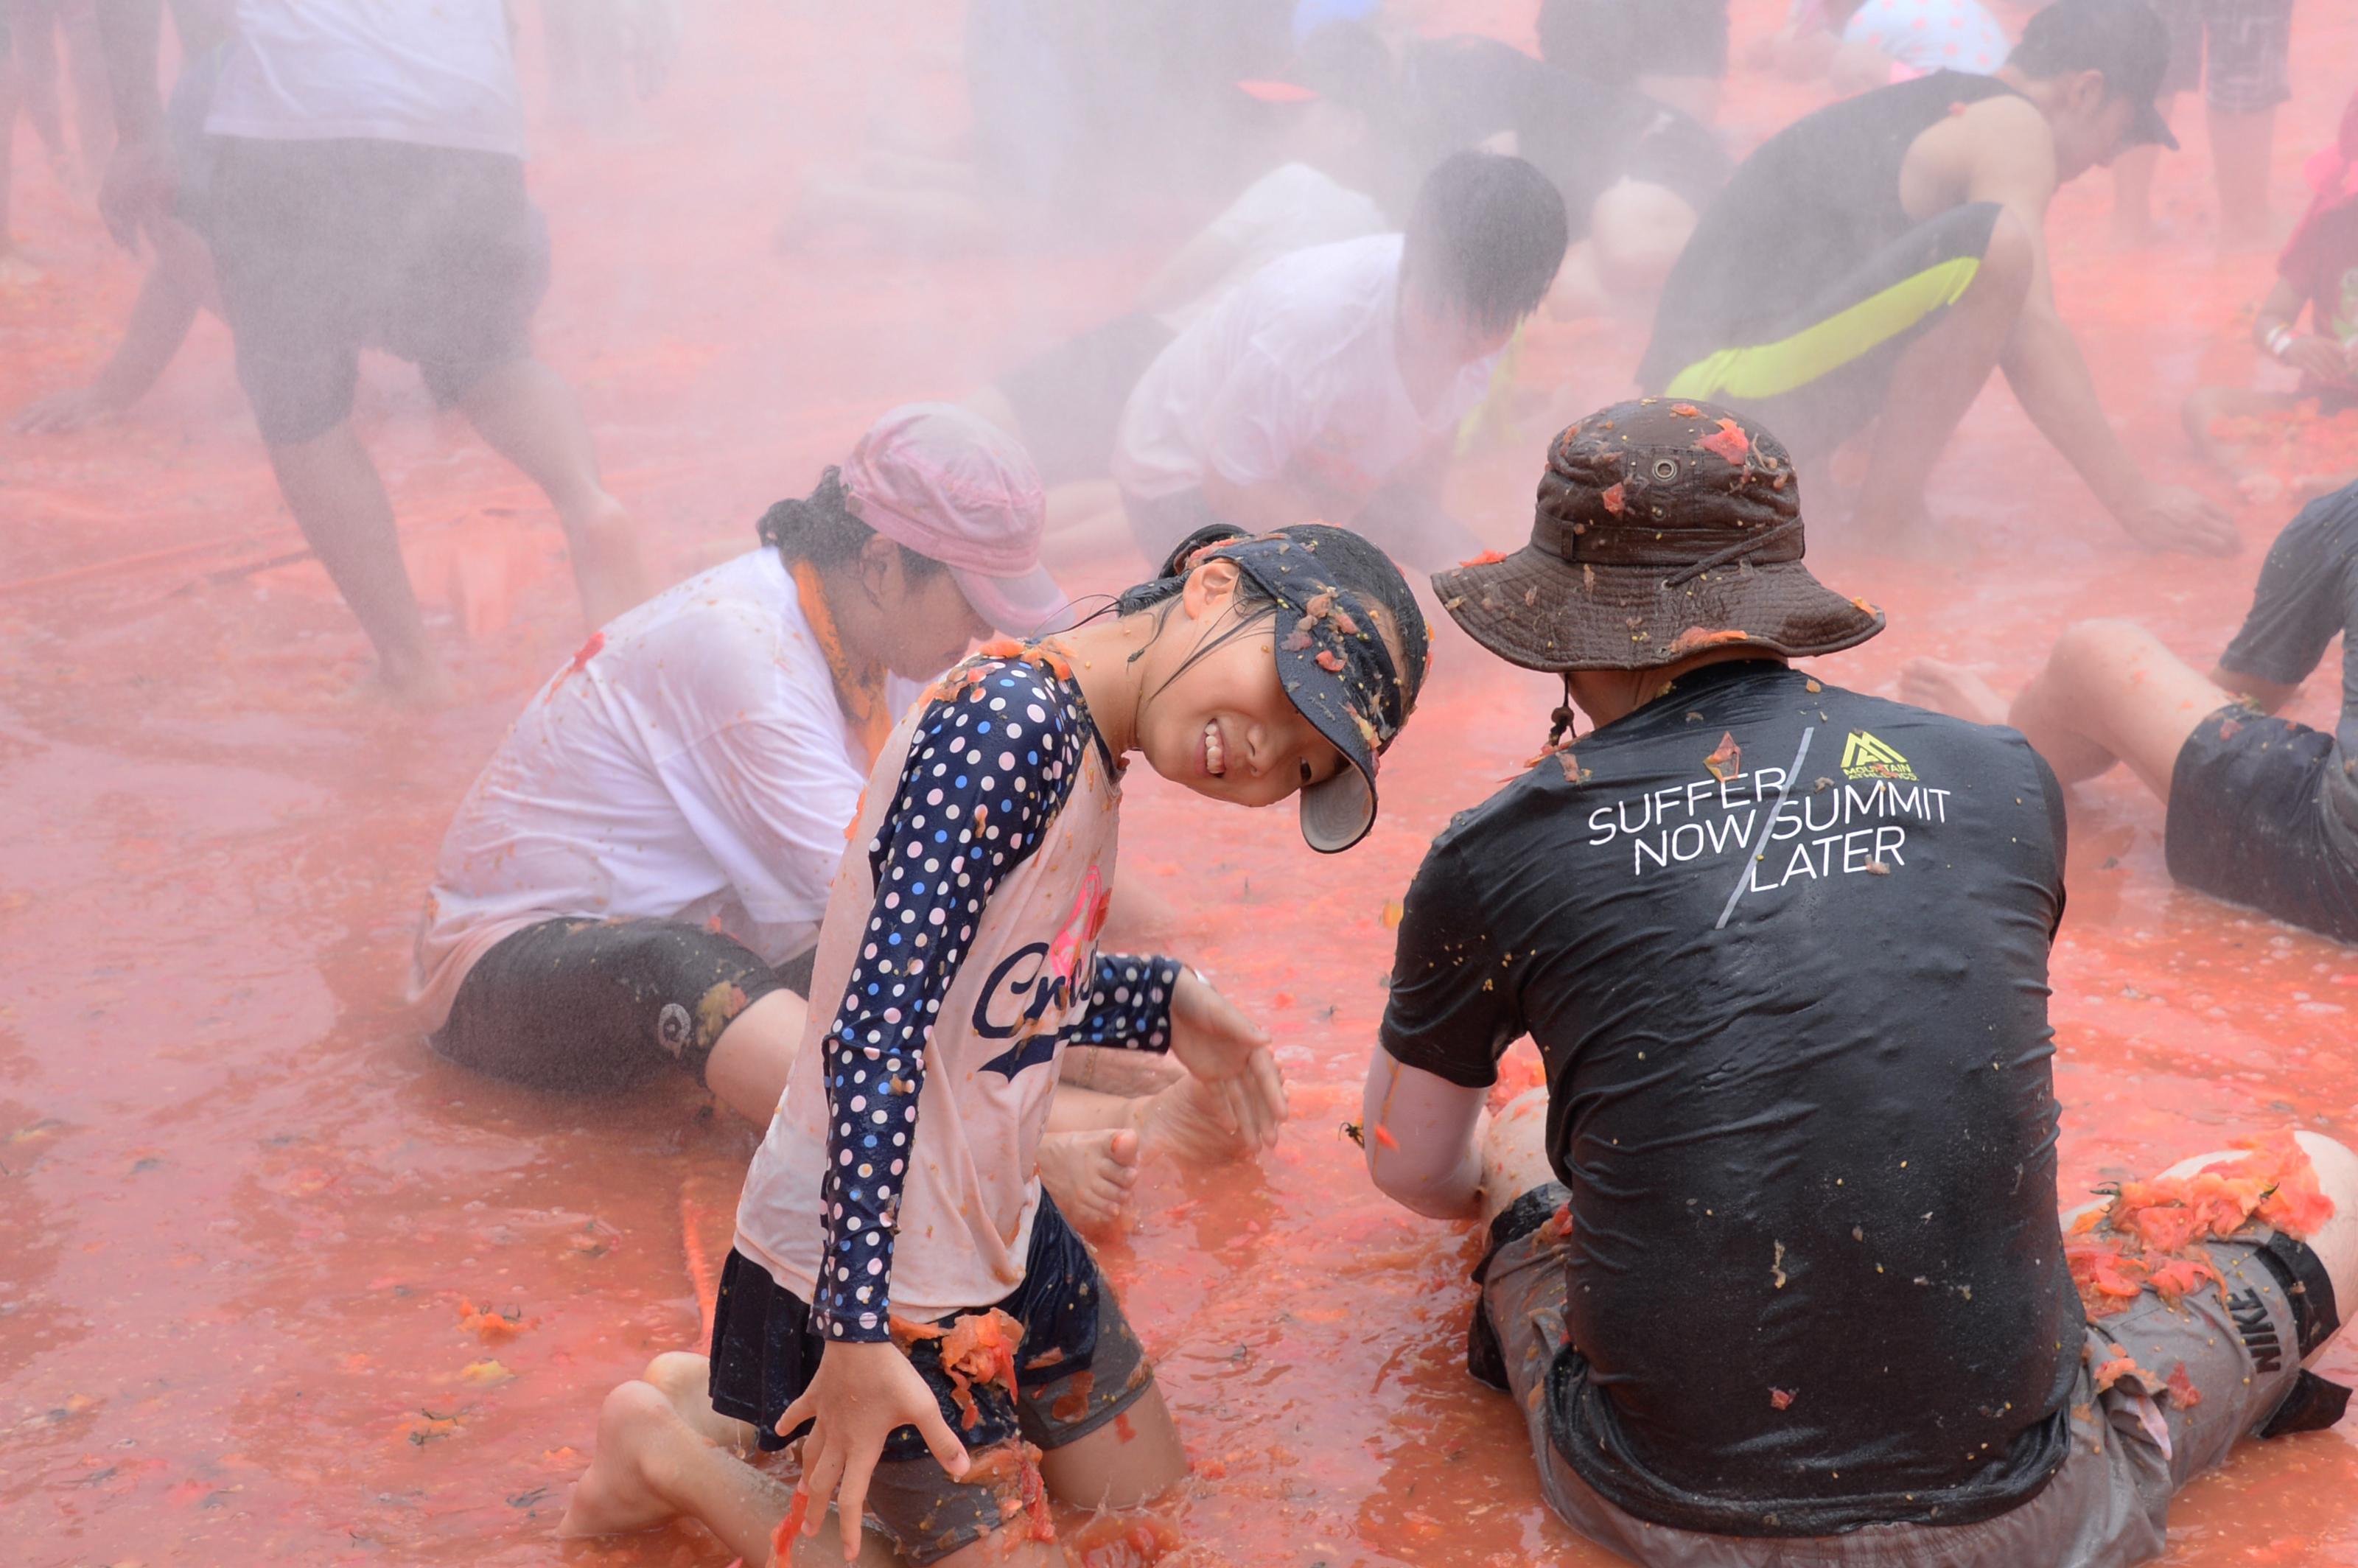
[2158,0,2295,116]
[207,136,551,445]
[1656,201,2005,461]
[995,311,1174,487]
[2166,705,2358,944]
[710,1194,1155,1564]
[432,918,806,1092]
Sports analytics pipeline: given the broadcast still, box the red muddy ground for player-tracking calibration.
[5,1,2358,1564]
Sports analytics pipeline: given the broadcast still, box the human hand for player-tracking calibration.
[13,385,122,435]
[777,1340,967,1561]
[97,134,175,253]
[2284,335,2348,385]
[1164,969,1287,1152]
[2117,482,2239,556]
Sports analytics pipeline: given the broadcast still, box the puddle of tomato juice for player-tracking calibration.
[5,0,2358,1564]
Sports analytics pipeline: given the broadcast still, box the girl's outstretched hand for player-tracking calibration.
[1165,969,1289,1151]
[777,1340,967,1561]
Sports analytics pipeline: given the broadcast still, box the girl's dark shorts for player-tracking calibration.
[708,1193,1155,1565]
[207,136,551,445]
[2166,706,2358,944]
[433,918,808,1092]
[994,310,1173,486]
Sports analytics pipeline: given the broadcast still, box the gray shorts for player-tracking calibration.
[1483,1186,2327,1568]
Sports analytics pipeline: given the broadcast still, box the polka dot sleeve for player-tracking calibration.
[1072,953,1185,1051]
[813,661,1088,1342]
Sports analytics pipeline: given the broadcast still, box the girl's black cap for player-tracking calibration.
[1162,522,1430,853]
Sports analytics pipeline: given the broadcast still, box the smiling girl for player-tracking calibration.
[559,522,1429,1565]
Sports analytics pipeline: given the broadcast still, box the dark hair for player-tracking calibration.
[1082,524,1287,694]
[755,466,950,582]
[1401,151,1570,335]
[2007,0,2169,98]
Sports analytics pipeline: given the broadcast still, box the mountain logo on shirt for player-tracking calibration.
[1841,730,1917,782]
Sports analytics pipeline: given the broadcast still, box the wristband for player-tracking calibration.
[2266,326,2295,360]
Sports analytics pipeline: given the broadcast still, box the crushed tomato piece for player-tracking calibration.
[1698,419,1751,465]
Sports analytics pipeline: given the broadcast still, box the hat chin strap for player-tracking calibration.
[1546,673,1580,750]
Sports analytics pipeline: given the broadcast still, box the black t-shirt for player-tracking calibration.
[1382,35,1729,234]
[1381,662,2082,1537]
[1638,71,2016,389]
[2220,483,2358,850]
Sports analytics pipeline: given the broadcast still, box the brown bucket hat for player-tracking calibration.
[1430,398,1884,672]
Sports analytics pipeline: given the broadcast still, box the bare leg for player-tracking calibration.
[1035,1381,1188,1511]
[2110,94,2177,245]
[1586,179,1698,307]
[2183,384,2300,501]
[703,988,808,1125]
[557,1379,899,1564]
[643,1350,758,1451]
[10,0,65,170]
[1851,208,2035,543]
[264,423,449,702]
[457,356,651,629]
[0,46,29,284]
[55,0,108,186]
[1478,1087,1556,1231]
[2208,103,2277,251]
[2064,1134,2358,1333]
[1902,620,2230,798]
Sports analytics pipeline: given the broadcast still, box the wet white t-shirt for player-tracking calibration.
[409,550,921,1029]
[1153,163,1390,335]
[206,0,528,158]
[1112,234,1500,511]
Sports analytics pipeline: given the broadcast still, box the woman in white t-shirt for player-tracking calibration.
[413,405,1193,1222]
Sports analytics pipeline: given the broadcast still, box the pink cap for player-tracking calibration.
[839,403,1074,637]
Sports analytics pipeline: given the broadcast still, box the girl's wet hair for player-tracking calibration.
[1113,522,1277,615]
[755,466,949,582]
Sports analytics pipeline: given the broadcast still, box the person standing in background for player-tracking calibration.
[2113,0,2296,247]
[94,0,657,703]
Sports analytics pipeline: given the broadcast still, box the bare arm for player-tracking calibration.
[1360,1046,1488,1219]
[1959,102,2236,553]
[13,228,205,431]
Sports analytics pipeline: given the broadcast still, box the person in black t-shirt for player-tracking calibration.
[1638,0,2236,556]
[1903,480,2358,945]
[1365,398,2358,1566]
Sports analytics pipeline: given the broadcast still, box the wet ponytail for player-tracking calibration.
[755,466,949,583]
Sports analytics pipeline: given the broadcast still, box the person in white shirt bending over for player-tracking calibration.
[95,0,658,703]
[413,406,1237,1228]
[1106,150,1568,573]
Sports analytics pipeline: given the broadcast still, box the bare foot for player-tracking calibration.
[1060,1045,1182,1099]
[1038,1127,1141,1232]
[1132,1071,1248,1167]
[345,657,455,710]
[558,1380,693,1538]
[2236,470,2285,505]
[564,491,654,629]
[1897,657,2011,727]
[642,1351,756,1451]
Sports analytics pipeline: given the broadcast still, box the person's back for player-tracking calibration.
[1390,658,2082,1527]
[1637,69,2014,391]
[206,0,525,155]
